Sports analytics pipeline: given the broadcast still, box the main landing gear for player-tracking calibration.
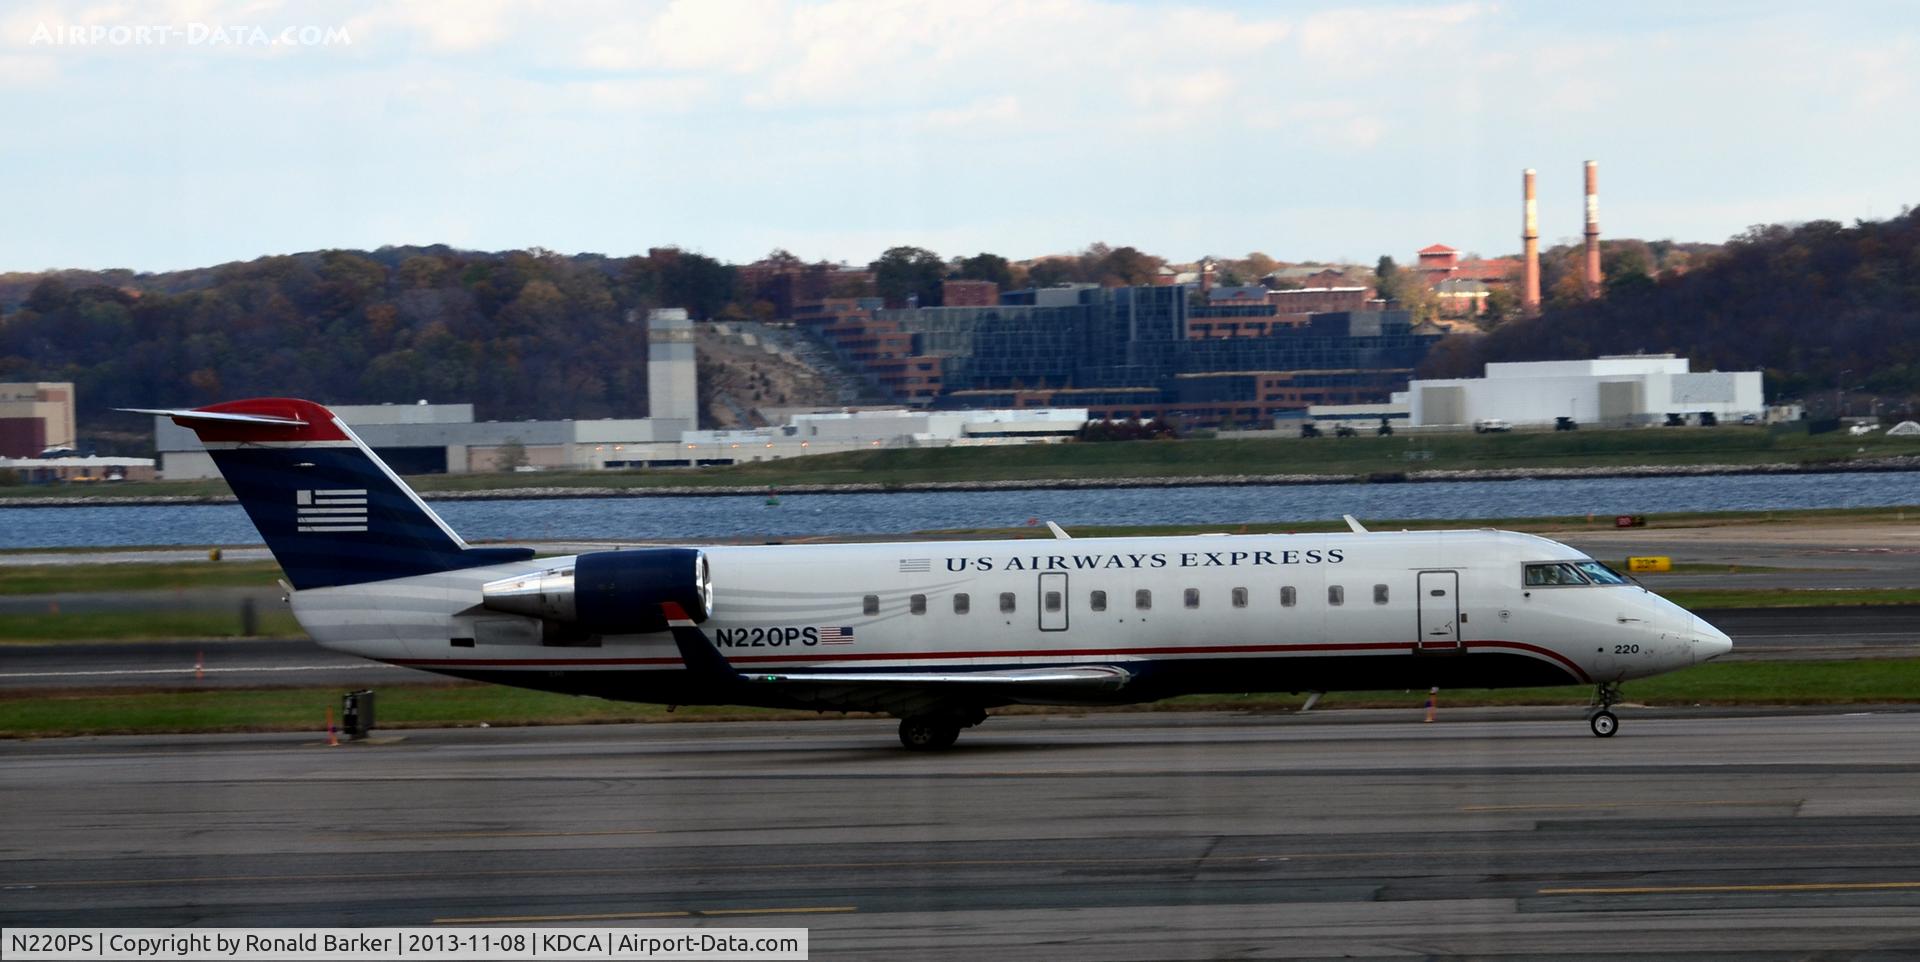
[897,708,987,751]
[1587,682,1622,738]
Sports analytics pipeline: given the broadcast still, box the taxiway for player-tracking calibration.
[3,711,1918,959]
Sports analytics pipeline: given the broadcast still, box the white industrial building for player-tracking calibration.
[1407,355,1765,429]
[661,408,1089,467]
[155,402,1088,478]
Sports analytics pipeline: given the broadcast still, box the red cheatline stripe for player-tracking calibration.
[660,602,690,623]
[390,638,1588,682]
[183,397,352,443]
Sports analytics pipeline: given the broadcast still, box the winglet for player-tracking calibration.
[661,602,742,681]
[1343,514,1368,533]
[1046,521,1071,540]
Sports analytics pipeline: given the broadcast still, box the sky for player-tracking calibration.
[2,0,1916,274]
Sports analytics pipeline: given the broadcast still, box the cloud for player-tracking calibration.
[343,0,520,53]
[0,53,58,86]
[921,94,1022,130]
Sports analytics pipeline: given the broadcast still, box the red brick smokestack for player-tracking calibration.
[1583,160,1601,299]
[1522,169,1541,314]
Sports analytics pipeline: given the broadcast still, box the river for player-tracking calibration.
[1,471,1916,549]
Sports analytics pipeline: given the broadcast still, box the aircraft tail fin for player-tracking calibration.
[125,398,532,590]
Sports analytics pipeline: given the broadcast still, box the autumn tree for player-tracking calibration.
[954,252,1014,290]
[870,246,946,307]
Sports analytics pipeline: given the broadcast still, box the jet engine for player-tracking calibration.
[480,548,712,634]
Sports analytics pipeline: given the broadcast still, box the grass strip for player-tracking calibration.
[1666,589,1920,609]
[0,561,284,596]
[0,610,305,644]
[5,658,1916,738]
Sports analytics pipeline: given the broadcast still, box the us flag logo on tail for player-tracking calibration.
[297,489,368,532]
[818,626,856,645]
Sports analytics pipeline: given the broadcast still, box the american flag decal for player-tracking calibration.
[898,558,931,573]
[297,488,368,532]
[817,626,855,645]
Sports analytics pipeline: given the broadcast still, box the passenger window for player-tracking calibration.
[1373,584,1388,605]
[1232,587,1248,608]
[910,594,926,615]
[1184,588,1200,609]
[1135,589,1152,610]
[1090,590,1107,612]
[999,592,1016,613]
[862,594,879,615]
[1045,591,1062,612]
[1328,585,1345,606]
[1280,586,1296,607]
[953,593,970,614]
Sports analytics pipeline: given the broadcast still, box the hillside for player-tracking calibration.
[1420,209,1920,409]
[0,246,738,438]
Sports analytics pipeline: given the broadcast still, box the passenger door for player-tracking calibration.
[1416,570,1462,653]
[1038,572,1068,632]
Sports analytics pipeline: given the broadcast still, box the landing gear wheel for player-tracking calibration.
[899,716,960,751]
[1586,682,1623,737]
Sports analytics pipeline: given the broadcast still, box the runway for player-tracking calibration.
[4,711,1919,959]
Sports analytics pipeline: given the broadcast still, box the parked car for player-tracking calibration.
[1473,418,1512,433]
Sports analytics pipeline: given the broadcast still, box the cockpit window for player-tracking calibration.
[1572,560,1630,585]
[1524,562,1590,587]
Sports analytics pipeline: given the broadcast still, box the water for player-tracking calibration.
[1,472,1915,549]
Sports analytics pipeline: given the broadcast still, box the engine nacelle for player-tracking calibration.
[480,548,712,634]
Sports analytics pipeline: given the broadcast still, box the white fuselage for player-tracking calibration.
[292,528,1731,704]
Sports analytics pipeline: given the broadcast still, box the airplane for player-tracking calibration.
[127,397,1734,750]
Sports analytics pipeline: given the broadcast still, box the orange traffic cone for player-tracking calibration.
[325,707,339,747]
[194,650,204,681]
[1424,687,1438,723]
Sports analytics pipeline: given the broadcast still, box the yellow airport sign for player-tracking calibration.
[1626,556,1672,573]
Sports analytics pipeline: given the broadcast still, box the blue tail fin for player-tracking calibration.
[126,399,532,590]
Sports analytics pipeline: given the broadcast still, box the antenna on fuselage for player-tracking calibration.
[1343,515,1368,533]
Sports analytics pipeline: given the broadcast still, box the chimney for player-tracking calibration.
[1583,160,1601,299]
[1522,169,1541,314]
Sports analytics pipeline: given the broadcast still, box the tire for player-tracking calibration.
[899,716,960,751]
[1589,710,1618,738]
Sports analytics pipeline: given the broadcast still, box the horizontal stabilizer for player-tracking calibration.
[118,407,308,428]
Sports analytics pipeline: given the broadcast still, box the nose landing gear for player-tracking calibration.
[1587,682,1622,737]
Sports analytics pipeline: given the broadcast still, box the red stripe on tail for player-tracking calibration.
[178,398,351,443]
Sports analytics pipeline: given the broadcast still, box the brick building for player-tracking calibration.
[0,382,75,457]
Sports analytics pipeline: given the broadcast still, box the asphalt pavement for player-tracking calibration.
[3,711,1918,959]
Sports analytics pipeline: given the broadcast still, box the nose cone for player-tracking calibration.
[1693,615,1734,663]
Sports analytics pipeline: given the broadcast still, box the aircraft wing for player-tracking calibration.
[659,603,1133,714]
[737,665,1133,716]
[743,665,1132,689]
